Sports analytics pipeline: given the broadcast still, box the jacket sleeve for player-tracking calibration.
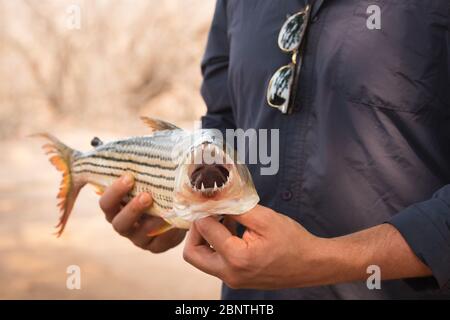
[389,185,450,289]
[200,0,236,133]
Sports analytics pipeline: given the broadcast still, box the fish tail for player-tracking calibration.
[32,133,84,237]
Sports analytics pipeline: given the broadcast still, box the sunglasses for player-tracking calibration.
[266,5,311,114]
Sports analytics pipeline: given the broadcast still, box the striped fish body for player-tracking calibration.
[73,132,185,226]
[35,117,260,237]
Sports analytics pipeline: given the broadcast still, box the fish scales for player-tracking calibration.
[74,135,180,214]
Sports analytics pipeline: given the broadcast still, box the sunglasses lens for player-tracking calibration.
[267,65,295,113]
[278,10,307,52]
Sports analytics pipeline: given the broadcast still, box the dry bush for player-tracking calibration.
[0,0,214,138]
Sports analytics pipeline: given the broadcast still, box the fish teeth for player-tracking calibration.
[201,183,205,191]
[213,182,218,191]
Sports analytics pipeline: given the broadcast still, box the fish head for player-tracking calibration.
[171,129,259,222]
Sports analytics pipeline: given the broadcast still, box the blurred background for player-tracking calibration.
[0,0,221,299]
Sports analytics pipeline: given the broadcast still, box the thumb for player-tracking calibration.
[230,205,273,233]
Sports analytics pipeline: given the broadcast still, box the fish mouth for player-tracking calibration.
[172,133,260,220]
[190,164,230,194]
[187,143,232,197]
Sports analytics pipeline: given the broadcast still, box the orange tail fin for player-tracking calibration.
[32,133,83,237]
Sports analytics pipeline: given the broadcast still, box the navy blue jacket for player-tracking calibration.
[201,0,450,299]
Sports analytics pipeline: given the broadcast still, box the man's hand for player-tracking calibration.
[183,205,332,289]
[183,205,432,289]
[99,173,186,253]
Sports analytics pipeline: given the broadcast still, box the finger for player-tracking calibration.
[188,219,209,247]
[147,228,187,253]
[120,194,133,207]
[183,223,225,277]
[194,216,243,255]
[111,192,152,237]
[230,205,272,232]
[99,173,134,222]
[223,216,237,236]
[128,216,164,248]
[128,216,186,252]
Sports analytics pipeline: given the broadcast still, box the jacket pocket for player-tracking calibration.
[335,0,448,113]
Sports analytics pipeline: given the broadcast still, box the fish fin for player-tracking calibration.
[31,133,84,237]
[162,215,192,230]
[93,184,105,196]
[140,116,181,132]
[147,221,174,237]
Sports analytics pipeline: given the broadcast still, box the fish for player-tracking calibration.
[34,117,260,237]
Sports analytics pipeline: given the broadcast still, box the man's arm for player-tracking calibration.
[183,204,439,290]
[326,223,432,285]
[387,185,450,288]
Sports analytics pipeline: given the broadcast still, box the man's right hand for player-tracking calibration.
[99,173,186,253]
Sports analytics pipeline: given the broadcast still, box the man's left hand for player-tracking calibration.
[183,205,331,289]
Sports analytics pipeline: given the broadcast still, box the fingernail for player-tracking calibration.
[139,193,151,207]
[121,173,134,187]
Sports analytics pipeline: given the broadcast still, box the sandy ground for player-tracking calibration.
[0,124,221,299]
